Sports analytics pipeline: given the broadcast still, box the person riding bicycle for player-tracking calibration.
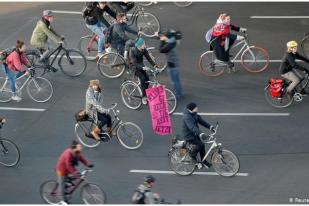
[85,79,112,141]
[182,102,215,169]
[132,175,160,204]
[109,2,135,14]
[210,13,247,72]
[56,140,93,204]
[1,40,31,102]
[280,40,309,95]
[83,2,117,59]
[129,37,159,104]
[30,10,64,71]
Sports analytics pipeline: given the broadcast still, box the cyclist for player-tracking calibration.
[56,140,93,204]
[182,102,215,169]
[129,37,158,104]
[0,118,5,124]
[109,2,135,14]
[85,79,112,141]
[210,13,247,72]
[280,40,309,95]
[84,2,117,59]
[2,40,30,102]
[132,175,160,204]
[30,10,63,71]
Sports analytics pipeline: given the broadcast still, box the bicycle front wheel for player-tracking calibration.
[165,88,177,114]
[0,78,12,102]
[264,85,293,108]
[121,81,143,110]
[169,148,195,176]
[59,49,87,77]
[0,139,20,167]
[75,121,101,148]
[174,1,192,7]
[212,149,240,177]
[146,48,167,72]
[241,46,269,73]
[81,183,106,204]
[117,122,143,150]
[27,77,53,103]
[40,180,61,204]
[301,35,309,58]
[199,51,225,77]
[78,35,98,61]
[97,52,126,79]
[136,13,160,37]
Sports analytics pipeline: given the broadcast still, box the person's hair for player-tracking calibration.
[16,40,25,49]
[117,13,126,21]
[89,79,102,92]
[71,140,79,149]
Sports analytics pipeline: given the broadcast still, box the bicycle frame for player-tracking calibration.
[44,44,66,67]
[1,69,34,93]
[127,5,144,26]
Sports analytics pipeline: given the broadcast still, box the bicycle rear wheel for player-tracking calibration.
[120,81,143,110]
[199,51,225,77]
[40,180,61,204]
[264,85,293,108]
[165,88,177,114]
[301,35,309,58]
[146,48,167,72]
[0,139,20,167]
[117,122,143,150]
[75,121,101,148]
[174,1,192,7]
[212,149,239,177]
[0,78,12,102]
[81,183,106,204]
[97,52,126,79]
[136,13,160,37]
[169,148,195,176]
[59,49,87,77]
[241,46,269,73]
[78,35,98,61]
[27,77,53,103]
[25,49,41,66]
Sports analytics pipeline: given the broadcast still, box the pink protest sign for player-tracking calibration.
[146,85,172,135]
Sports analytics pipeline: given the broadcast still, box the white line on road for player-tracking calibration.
[130,169,249,177]
[0,107,46,112]
[250,16,309,19]
[172,113,290,117]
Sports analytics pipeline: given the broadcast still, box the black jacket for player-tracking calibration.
[130,47,156,68]
[279,52,309,74]
[85,5,116,27]
[111,23,138,45]
[159,37,179,68]
[182,108,211,142]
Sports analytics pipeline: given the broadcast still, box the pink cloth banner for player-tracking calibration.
[146,85,172,135]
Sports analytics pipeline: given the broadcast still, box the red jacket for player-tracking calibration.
[5,50,30,72]
[56,149,89,176]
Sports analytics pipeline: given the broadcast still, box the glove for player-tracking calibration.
[88,164,94,168]
[210,125,216,133]
[239,27,247,33]
[236,35,245,41]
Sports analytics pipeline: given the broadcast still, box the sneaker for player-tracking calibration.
[51,67,58,72]
[59,201,68,205]
[142,97,147,105]
[196,163,203,170]
[11,95,22,102]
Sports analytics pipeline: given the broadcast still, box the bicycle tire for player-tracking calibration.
[120,81,143,110]
[0,139,20,167]
[80,183,107,204]
[264,85,293,108]
[75,122,101,148]
[97,52,126,79]
[33,65,47,77]
[165,88,177,114]
[146,48,167,72]
[27,77,53,103]
[40,180,61,204]
[174,1,192,7]
[241,46,269,73]
[301,34,309,58]
[78,35,98,61]
[0,77,12,102]
[117,122,143,150]
[211,149,240,177]
[198,51,225,77]
[136,12,160,37]
[59,49,87,77]
[169,148,195,176]
[139,2,153,6]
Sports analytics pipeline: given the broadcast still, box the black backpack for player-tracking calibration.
[132,189,148,204]
[0,47,16,62]
[82,2,96,19]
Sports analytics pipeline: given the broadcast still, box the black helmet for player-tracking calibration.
[186,102,197,111]
[144,175,155,183]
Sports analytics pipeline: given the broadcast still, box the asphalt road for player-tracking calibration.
[0,2,309,204]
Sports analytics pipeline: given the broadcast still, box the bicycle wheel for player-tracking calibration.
[241,46,269,73]
[33,65,47,77]
[198,51,225,77]
[27,77,53,103]
[25,49,41,66]
[139,2,153,6]
[0,139,20,167]
[75,121,101,148]
[165,88,177,114]
[0,77,12,102]
[174,1,192,7]
[59,49,87,77]
[301,35,309,58]
[78,35,98,61]
[136,13,160,37]
[212,149,239,177]
[40,180,61,204]
[81,183,106,204]
[120,81,143,110]
[117,122,143,150]
[264,85,293,108]
[97,52,126,79]
[169,149,195,176]
[146,48,167,72]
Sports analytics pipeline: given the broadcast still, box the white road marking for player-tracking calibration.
[250,16,309,19]
[130,169,249,177]
[0,107,46,112]
[173,113,290,117]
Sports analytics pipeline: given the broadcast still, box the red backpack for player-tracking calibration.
[269,78,283,98]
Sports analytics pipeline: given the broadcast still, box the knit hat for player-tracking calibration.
[43,10,53,17]
[186,102,197,111]
[135,38,145,48]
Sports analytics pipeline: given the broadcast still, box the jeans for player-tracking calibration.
[168,66,182,99]
[1,64,24,94]
[86,22,106,53]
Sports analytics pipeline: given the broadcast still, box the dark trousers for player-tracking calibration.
[188,138,205,162]
[97,113,112,129]
[135,69,149,97]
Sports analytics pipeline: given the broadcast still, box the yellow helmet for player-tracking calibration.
[287,41,298,48]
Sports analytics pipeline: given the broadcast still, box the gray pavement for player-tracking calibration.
[0,2,309,204]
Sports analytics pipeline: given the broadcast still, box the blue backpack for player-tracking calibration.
[0,47,16,62]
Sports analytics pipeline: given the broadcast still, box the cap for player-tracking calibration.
[186,102,197,111]
[43,10,53,17]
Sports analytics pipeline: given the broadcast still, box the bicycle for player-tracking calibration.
[25,42,87,77]
[40,169,106,204]
[168,123,240,177]
[301,32,309,57]
[75,103,143,149]
[0,67,53,103]
[120,67,177,114]
[199,32,270,77]
[264,72,309,108]
[0,120,20,167]
[139,2,192,7]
